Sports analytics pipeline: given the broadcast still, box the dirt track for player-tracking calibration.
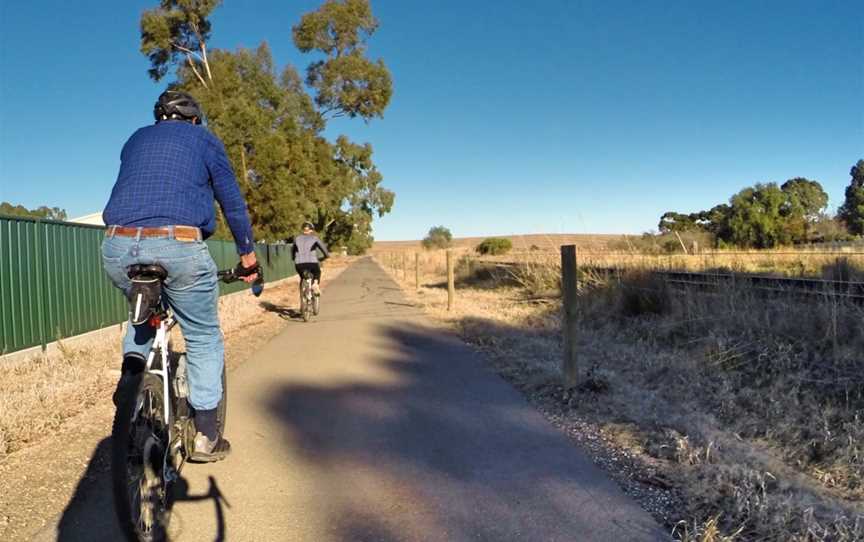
[34,258,664,541]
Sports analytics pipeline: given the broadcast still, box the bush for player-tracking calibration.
[476,237,512,256]
[618,271,672,317]
[422,226,452,250]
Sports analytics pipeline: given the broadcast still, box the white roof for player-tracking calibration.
[69,212,105,226]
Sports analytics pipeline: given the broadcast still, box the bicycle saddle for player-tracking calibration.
[127,264,168,280]
[126,264,167,325]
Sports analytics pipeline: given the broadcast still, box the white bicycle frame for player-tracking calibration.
[135,310,179,480]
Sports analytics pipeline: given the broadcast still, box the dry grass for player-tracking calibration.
[0,338,119,456]
[377,252,864,541]
[577,249,864,280]
[371,233,625,254]
[375,234,864,280]
[673,515,745,542]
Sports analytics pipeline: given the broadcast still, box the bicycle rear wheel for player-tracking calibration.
[301,280,312,322]
[112,372,169,542]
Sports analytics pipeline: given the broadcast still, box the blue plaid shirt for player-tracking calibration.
[103,120,255,254]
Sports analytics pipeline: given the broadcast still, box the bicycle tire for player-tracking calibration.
[112,372,169,542]
[301,280,312,322]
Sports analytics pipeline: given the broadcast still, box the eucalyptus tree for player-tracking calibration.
[138,0,394,252]
[838,160,864,236]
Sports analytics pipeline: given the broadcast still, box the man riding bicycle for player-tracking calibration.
[101,90,257,462]
[292,222,330,295]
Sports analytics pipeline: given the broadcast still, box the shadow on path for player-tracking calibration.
[264,322,665,542]
[54,438,122,542]
[51,440,230,542]
[260,300,303,321]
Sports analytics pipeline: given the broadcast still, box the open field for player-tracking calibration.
[371,233,627,254]
[376,251,864,541]
[376,234,864,281]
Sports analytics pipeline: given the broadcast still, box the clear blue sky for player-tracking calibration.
[1,1,862,240]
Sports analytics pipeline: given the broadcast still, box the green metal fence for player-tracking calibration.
[0,215,295,355]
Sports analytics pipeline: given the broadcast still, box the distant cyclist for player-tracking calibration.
[292,222,330,295]
[101,90,258,462]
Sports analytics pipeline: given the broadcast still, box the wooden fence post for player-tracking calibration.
[415,252,420,290]
[447,249,455,311]
[402,252,408,280]
[561,245,578,389]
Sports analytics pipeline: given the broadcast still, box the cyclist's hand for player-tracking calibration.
[239,252,259,283]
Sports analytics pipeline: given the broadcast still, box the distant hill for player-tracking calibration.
[371,233,631,253]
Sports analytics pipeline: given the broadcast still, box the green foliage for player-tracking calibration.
[422,226,452,250]
[476,237,512,256]
[140,0,221,83]
[838,160,864,235]
[658,211,700,233]
[726,183,790,248]
[658,204,732,239]
[0,202,67,221]
[292,0,392,120]
[780,177,829,241]
[659,178,830,248]
[139,0,394,254]
[703,204,732,239]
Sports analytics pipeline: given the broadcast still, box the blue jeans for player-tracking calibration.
[102,234,224,410]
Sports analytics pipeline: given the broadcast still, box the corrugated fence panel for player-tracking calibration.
[0,215,295,355]
[207,240,296,296]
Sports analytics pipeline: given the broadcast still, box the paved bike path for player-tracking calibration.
[42,257,665,541]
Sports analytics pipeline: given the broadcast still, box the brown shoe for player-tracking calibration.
[190,432,231,462]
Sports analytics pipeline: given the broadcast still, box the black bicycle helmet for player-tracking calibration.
[154,90,203,124]
[302,221,315,231]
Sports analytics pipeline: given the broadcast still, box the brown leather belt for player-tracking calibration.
[105,225,202,242]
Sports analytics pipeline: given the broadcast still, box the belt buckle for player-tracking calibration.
[174,226,198,243]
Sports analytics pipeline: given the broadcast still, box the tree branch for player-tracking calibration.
[186,54,209,88]
[172,42,200,58]
[187,20,213,83]
[239,144,249,186]
[200,40,214,83]
[320,105,345,119]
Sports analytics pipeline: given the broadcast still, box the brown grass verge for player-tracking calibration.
[376,254,864,541]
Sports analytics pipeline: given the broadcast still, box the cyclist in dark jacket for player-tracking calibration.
[292,222,329,295]
[102,90,257,462]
